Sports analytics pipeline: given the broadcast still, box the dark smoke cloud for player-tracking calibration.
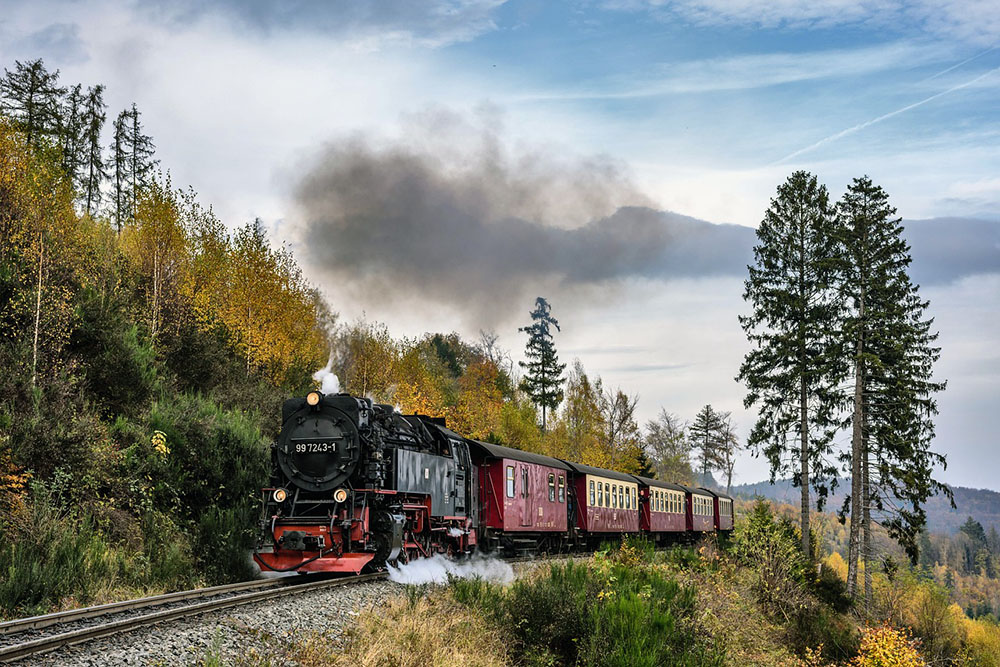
[293,112,753,323]
[293,113,1000,325]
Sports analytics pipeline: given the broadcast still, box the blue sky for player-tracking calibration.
[2,0,998,491]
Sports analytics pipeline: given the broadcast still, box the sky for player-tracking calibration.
[1,0,998,491]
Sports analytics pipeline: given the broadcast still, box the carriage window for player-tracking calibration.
[611,485,617,508]
[548,473,555,502]
[589,480,595,506]
[619,486,624,509]
[597,482,603,507]
[522,467,529,498]
[505,466,514,498]
[626,488,631,509]
[558,475,565,503]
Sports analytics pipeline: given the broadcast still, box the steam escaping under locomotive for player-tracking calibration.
[253,391,734,574]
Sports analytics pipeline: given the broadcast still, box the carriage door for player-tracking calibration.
[520,465,532,526]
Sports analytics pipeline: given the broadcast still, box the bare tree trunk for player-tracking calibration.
[31,238,44,388]
[800,373,811,559]
[863,443,872,615]
[848,301,865,598]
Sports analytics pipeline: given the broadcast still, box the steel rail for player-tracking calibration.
[0,577,289,637]
[0,572,386,664]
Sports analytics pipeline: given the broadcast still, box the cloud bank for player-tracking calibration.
[293,112,999,324]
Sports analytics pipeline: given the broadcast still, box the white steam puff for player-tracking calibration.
[312,356,341,394]
[387,553,514,585]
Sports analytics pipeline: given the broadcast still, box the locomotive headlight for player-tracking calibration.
[306,391,322,406]
[333,488,348,503]
[273,488,288,503]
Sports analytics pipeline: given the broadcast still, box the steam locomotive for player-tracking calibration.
[252,391,734,574]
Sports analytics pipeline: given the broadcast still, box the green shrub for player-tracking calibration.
[732,500,810,618]
[451,548,724,667]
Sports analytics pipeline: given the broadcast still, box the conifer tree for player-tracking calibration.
[112,110,128,230]
[0,59,65,148]
[836,175,948,602]
[518,297,566,432]
[688,404,725,483]
[61,83,85,186]
[126,103,157,217]
[738,170,846,560]
[111,103,157,228]
[81,85,107,216]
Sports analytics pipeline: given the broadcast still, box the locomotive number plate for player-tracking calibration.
[292,439,339,453]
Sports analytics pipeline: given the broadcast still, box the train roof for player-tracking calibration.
[467,440,571,471]
[697,487,733,501]
[631,476,688,492]
[559,461,637,483]
[677,484,715,497]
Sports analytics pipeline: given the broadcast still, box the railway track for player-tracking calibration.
[0,572,386,664]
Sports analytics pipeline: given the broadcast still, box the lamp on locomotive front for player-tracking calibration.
[333,488,348,503]
[306,391,322,407]
[272,488,288,503]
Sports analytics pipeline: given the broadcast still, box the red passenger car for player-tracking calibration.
[700,487,735,532]
[683,486,717,533]
[634,477,687,537]
[469,441,570,551]
[564,462,640,537]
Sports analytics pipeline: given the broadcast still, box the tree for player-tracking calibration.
[0,59,65,148]
[112,109,128,230]
[518,297,566,431]
[111,103,158,228]
[688,404,725,483]
[60,83,85,187]
[716,413,741,493]
[552,359,604,464]
[738,170,846,560]
[836,175,948,602]
[643,409,693,484]
[599,387,643,473]
[81,85,107,216]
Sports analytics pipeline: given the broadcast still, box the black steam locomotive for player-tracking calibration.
[253,390,477,573]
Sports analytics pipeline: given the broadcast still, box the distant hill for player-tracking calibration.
[730,478,1000,535]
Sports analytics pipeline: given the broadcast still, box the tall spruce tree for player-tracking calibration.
[688,404,725,483]
[836,176,948,603]
[61,83,85,187]
[518,297,566,431]
[738,170,846,559]
[81,85,107,216]
[0,59,66,148]
[111,103,157,228]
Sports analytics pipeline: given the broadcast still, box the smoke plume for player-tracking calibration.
[293,109,753,324]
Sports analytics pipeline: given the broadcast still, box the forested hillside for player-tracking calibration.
[733,479,1000,536]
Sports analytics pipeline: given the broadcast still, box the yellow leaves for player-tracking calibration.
[151,430,170,458]
[850,625,925,667]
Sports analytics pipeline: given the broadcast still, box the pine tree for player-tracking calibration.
[737,170,846,560]
[836,175,948,603]
[60,83,85,186]
[111,103,158,228]
[126,103,157,218]
[112,109,129,230]
[518,297,566,431]
[0,59,66,148]
[688,404,725,483]
[81,85,107,217]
